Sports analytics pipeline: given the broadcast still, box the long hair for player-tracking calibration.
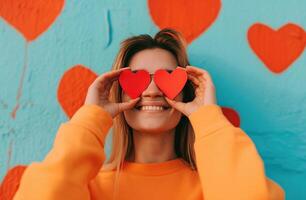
[101,28,196,199]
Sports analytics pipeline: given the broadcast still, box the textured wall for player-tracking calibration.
[0,0,306,199]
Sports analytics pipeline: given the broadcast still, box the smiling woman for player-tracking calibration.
[104,30,196,172]
[12,28,285,200]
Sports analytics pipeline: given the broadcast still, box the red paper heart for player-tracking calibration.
[154,68,187,99]
[57,65,97,118]
[148,0,221,44]
[119,69,151,99]
[248,23,306,74]
[0,0,65,41]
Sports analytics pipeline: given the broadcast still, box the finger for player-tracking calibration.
[93,75,116,88]
[97,67,130,82]
[187,68,212,85]
[94,74,117,90]
[186,65,204,75]
[187,74,201,86]
[94,68,129,87]
[176,66,200,87]
[187,78,199,91]
[186,65,208,73]
[188,74,206,93]
[186,65,211,77]
[118,97,140,112]
[176,66,187,71]
[104,68,127,80]
[186,69,203,77]
[194,86,204,97]
[191,66,213,83]
[102,72,125,96]
[177,66,206,83]
[103,77,117,92]
[165,96,185,112]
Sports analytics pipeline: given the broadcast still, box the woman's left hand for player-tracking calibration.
[165,65,217,117]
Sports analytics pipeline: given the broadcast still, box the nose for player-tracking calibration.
[141,74,163,98]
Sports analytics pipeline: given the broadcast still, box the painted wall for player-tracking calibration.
[0,0,305,199]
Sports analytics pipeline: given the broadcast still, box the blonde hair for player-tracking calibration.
[101,28,197,199]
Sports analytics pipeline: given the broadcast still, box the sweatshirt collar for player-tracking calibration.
[122,158,188,176]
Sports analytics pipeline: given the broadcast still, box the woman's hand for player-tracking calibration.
[165,65,217,117]
[84,67,140,118]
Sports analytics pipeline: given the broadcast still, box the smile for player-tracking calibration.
[135,105,170,112]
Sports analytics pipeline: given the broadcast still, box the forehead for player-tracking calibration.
[128,48,178,73]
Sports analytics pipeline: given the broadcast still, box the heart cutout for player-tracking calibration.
[0,0,65,41]
[57,65,97,118]
[119,69,151,99]
[248,23,306,74]
[154,68,187,99]
[148,0,221,44]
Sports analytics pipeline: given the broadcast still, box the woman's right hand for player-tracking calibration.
[84,67,140,118]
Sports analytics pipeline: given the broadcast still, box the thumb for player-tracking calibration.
[118,97,140,112]
[165,97,185,113]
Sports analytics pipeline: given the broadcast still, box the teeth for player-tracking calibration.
[140,106,165,111]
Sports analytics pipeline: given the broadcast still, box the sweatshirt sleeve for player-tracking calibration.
[13,104,113,200]
[188,104,285,200]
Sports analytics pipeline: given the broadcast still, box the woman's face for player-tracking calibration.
[122,48,183,134]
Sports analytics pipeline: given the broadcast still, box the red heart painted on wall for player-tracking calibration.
[221,107,240,127]
[0,0,65,41]
[148,0,221,44]
[119,69,151,99]
[57,65,97,118]
[0,165,27,200]
[154,68,187,100]
[248,23,306,74]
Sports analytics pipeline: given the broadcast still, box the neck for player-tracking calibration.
[127,129,178,163]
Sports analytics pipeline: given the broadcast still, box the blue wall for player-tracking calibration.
[0,0,305,199]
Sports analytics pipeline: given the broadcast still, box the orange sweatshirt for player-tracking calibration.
[12,104,285,200]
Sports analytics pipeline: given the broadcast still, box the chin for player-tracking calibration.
[133,124,175,134]
[127,119,175,132]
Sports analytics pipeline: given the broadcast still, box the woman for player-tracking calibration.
[13,28,285,200]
